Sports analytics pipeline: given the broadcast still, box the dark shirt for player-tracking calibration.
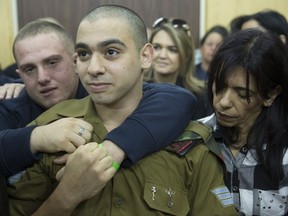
[195,63,208,81]
[1,63,19,79]
[175,77,213,119]
[0,175,8,216]
[192,91,213,120]
[0,76,22,85]
[0,63,21,85]
[0,82,197,177]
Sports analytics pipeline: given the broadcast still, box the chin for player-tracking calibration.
[217,119,236,128]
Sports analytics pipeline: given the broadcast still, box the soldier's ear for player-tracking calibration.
[140,43,153,69]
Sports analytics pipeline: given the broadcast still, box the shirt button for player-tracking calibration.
[242,147,248,152]
[232,186,238,192]
[116,198,122,205]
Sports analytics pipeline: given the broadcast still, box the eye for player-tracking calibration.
[77,50,91,61]
[47,59,58,67]
[238,93,247,99]
[152,44,161,51]
[168,46,178,53]
[236,89,251,100]
[105,48,119,57]
[24,66,35,73]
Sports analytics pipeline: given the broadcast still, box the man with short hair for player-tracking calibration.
[8,5,237,215]
[0,19,196,179]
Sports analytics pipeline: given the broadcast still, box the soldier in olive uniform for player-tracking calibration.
[8,5,237,216]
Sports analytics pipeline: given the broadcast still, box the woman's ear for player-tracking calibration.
[263,86,282,107]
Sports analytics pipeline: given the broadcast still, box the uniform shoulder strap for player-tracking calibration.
[185,121,212,143]
[185,121,222,157]
[166,121,222,158]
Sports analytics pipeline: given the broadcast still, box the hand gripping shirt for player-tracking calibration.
[0,82,196,177]
[8,97,237,216]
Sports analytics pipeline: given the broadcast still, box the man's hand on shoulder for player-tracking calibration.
[0,83,25,99]
[30,117,93,154]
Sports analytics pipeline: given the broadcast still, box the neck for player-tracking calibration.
[229,126,250,157]
[154,71,178,84]
[201,61,209,72]
[95,86,143,132]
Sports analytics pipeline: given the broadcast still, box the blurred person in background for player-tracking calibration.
[196,25,228,81]
[230,10,288,49]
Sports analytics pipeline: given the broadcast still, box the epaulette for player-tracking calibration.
[166,130,203,156]
[166,121,221,158]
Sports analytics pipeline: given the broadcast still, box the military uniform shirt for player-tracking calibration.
[8,97,237,216]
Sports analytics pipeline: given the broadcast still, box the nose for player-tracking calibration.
[87,54,105,77]
[158,48,168,58]
[211,43,218,52]
[37,67,50,84]
[219,89,233,108]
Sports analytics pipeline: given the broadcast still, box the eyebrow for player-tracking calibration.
[75,39,126,50]
[234,86,257,95]
[18,55,62,70]
[19,63,33,71]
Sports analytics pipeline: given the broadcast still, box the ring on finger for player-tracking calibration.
[78,127,85,137]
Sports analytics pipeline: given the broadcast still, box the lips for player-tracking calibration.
[216,111,235,122]
[88,82,111,93]
[40,87,57,97]
[155,61,169,67]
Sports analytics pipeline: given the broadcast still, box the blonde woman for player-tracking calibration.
[145,18,213,118]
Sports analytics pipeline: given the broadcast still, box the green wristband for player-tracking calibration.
[98,143,120,171]
[112,161,120,171]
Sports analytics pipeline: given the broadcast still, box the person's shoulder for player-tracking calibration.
[166,120,222,159]
[166,121,213,155]
[49,96,88,111]
[32,96,90,125]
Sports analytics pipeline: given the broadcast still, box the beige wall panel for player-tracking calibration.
[2,0,288,70]
[205,0,288,31]
[0,0,15,69]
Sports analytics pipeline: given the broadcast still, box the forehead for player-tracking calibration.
[16,32,63,48]
[152,30,174,44]
[205,32,223,42]
[14,32,67,63]
[225,69,256,89]
[77,18,133,46]
[15,32,65,54]
[241,19,265,31]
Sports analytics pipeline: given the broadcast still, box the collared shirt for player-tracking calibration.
[8,97,237,216]
[199,114,288,216]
